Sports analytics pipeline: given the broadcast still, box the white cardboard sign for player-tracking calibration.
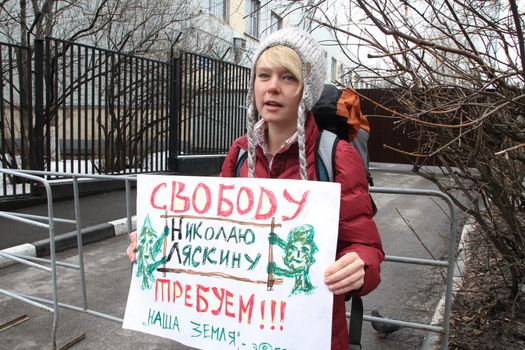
[123,174,341,350]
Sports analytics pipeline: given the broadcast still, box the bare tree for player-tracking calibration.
[302,0,524,302]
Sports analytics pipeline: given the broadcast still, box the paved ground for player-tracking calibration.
[0,189,137,250]
[0,164,464,349]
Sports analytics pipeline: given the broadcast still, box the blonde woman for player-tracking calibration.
[220,27,384,349]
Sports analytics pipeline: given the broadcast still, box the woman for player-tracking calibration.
[219,27,384,349]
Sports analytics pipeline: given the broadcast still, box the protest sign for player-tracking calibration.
[123,174,341,350]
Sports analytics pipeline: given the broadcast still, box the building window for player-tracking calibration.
[270,11,282,33]
[331,57,337,82]
[209,0,227,21]
[340,64,350,85]
[246,0,260,37]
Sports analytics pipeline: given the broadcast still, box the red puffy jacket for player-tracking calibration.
[220,114,384,350]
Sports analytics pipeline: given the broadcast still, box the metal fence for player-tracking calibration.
[39,38,173,175]
[363,186,457,350]
[2,37,417,201]
[0,39,250,198]
[0,168,136,350]
[0,42,34,196]
[177,52,250,155]
[358,89,418,165]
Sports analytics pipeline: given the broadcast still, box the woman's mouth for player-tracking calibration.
[265,101,283,108]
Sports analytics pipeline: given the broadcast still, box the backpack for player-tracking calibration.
[312,84,377,215]
[312,85,372,179]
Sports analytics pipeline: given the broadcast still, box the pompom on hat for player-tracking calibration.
[245,27,327,180]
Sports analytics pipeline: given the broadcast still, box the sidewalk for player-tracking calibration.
[0,165,462,349]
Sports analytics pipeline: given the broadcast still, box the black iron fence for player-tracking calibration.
[1,38,250,197]
[177,52,250,155]
[1,41,33,196]
[1,37,414,200]
[40,38,172,175]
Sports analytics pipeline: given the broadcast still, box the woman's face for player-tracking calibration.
[254,59,302,130]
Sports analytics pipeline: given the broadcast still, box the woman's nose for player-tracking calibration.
[267,75,280,91]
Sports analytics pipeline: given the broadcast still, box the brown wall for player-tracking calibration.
[358,89,418,164]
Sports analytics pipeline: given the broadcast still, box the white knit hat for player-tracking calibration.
[246,27,327,180]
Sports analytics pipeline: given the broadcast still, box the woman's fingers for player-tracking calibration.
[328,270,365,295]
[324,252,365,294]
[126,231,138,263]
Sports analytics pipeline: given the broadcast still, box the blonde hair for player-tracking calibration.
[256,45,304,93]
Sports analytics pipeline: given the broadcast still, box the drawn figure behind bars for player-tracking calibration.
[268,224,319,295]
[136,215,167,290]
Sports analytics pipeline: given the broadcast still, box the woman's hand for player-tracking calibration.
[324,252,365,295]
[126,231,138,263]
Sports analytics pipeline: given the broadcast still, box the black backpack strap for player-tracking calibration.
[235,148,248,177]
[349,296,363,349]
[315,130,338,182]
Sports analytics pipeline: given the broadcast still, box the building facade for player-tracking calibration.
[194,0,354,86]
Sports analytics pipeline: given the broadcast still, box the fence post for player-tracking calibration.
[32,39,45,171]
[168,56,180,172]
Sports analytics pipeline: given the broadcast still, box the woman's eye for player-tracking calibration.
[258,73,270,79]
[283,75,296,82]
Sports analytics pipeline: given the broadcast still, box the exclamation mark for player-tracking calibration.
[270,300,276,330]
[280,301,286,331]
[260,300,265,329]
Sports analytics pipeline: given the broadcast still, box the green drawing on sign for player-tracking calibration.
[136,215,168,290]
[268,224,319,295]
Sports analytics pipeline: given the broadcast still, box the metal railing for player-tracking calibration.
[346,187,456,350]
[0,171,457,349]
[176,51,249,155]
[0,169,136,349]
